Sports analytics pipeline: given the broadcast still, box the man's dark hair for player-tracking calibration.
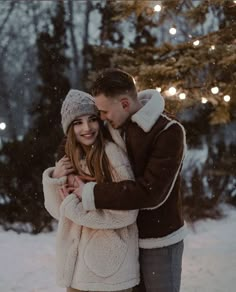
[91,68,137,99]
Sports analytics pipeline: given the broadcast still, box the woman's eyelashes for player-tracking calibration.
[73,116,98,125]
[89,116,98,123]
[73,120,82,125]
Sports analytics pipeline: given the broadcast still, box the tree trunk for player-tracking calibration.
[81,0,92,87]
[67,0,81,88]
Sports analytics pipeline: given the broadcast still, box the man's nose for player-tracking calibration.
[100,112,106,121]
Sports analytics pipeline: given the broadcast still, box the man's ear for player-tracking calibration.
[120,98,130,112]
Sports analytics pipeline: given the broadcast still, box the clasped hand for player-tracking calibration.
[59,174,95,201]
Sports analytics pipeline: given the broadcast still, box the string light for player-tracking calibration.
[169,27,177,35]
[193,40,200,46]
[179,93,186,100]
[154,4,162,12]
[156,87,162,92]
[224,95,231,102]
[168,87,177,95]
[211,86,219,94]
[201,97,208,104]
[0,122,6,130]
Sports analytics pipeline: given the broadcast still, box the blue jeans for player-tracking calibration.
[135,240,184,292]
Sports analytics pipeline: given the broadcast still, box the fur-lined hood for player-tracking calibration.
[133,89,165,132]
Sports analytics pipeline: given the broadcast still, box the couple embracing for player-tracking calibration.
[42,68,187,292]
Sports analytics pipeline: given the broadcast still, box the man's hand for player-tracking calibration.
[72,176,85,200]
[52,156,75,178]
[67,174,80,188]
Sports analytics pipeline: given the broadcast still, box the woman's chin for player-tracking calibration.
[80,138,97,147]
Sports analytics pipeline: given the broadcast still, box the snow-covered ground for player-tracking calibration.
[0,205,236,292]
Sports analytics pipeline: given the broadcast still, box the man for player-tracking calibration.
[75,69,187,292]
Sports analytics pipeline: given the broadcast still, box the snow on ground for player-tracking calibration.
[0,205,236,292]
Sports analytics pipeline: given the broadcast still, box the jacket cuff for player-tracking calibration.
[82,182,97,210]
[59,193,78,216]
[42,167,67,186]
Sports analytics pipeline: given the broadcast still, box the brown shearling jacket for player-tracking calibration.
[82,89,187,248]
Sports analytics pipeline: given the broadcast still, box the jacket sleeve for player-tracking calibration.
[60,194,138,229]
[42,167,67,220]
[82,123,186,211]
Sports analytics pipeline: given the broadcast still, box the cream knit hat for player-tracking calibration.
[61,89,98,134]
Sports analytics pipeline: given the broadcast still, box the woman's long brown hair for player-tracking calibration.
[65,119,113,183]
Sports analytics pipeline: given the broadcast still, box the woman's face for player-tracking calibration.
[73,114,100,146]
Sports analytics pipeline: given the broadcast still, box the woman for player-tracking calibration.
[42,89,139,292]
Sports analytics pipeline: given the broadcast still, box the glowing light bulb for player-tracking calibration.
[169,27,177,35]
[154,4,162,12]
[211,87,219,94]
[179,93,186,100]
[201,97,208,104]
[210,45,215,50]
[156,87,162,92]
[193,40,200,46]
[224,95,230,102]
[169,87,177,95]
[0,122,6,130]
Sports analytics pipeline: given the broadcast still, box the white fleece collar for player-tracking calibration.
[131,89,165,132]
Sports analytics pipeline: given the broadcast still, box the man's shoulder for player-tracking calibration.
[157,113,184,128]
[129,112,184,135]
[154,114,186,140]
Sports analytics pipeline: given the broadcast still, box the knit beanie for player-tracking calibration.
[61,89,98,134]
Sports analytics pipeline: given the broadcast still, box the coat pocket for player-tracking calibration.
[84,228,128,277]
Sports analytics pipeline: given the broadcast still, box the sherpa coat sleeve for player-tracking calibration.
[42,167,67,220]
[60,142,138,229]
[59,194,137,229]
[82,122,186,211]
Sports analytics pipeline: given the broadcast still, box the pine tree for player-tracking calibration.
[88,0,236,124]
[0,1,70,233]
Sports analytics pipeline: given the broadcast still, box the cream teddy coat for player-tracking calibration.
[42,141,140,291]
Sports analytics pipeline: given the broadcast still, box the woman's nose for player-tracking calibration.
[83,122,91,131]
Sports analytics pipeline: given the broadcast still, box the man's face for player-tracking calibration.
[95,93,129,129]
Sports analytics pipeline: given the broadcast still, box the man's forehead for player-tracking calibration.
[95,94,119,108]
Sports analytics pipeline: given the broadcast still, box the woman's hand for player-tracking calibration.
[59,184,75,200]
[59,176,94,201]
[59,177,85,201]
[52,156,75,178]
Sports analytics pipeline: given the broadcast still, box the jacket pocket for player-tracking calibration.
[84,228,128,277]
